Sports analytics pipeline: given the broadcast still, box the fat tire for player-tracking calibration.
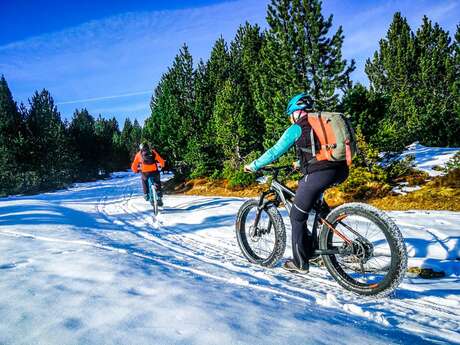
[235,199,286,267]
[319,202,407,297]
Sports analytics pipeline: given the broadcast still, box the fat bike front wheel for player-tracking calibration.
[235,199,286,267]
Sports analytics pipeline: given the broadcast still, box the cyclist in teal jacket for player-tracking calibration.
[245,93,349,274]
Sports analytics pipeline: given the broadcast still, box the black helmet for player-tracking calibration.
[139,141,150,150]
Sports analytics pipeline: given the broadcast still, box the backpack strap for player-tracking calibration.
[139,150,144,164]
[345,139,352,166]
[306,112,335,162]
[310,128,316,157]
[317,112,335,161]
[299,129,316,154]
[151,149,158,163]
[304,128,319,164]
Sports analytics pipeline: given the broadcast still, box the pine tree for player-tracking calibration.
[188,38,231,174]
[68,108,98,179]
[454,26,460,135]
[365,13,459,149]
[229,23,265,157]
[112,131,130,170]
[21,90,74,191]
[268,0,354,102]
[365,13,418,150]
[145,73,176,162]
[213,81,247,160]
[251,31,291,147]
[366,13,417,93]
[94,116,120,174]
[121,118,134,159]
[211,23,265,168]
[0,76,23,195]
[130,119,142,157]
[121,118,133,145]
[341,84,388,142]
[0,76,21,145]
[170,44,195,162]
[207,37,231,100]
[145,44,195,168]
[183,60,217,176]
[414,17,459,146]
[253,0,354,147]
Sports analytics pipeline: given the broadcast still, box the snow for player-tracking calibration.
[401,142,459,176]
[1,172,459,344]
[392,182,422,195]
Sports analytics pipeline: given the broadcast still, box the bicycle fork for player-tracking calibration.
[252,192,272,235]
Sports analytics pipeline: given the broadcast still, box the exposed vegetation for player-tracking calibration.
[0,78,139,196]
[2,0,459,205]
[143,0,459,196]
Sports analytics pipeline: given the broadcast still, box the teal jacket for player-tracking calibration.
[249,124,302,171]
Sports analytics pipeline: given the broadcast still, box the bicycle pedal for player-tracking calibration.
[309,256,324,267]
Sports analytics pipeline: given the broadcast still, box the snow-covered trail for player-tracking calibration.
[0,172,459,344]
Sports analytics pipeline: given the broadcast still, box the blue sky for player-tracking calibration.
[1,0,458,125]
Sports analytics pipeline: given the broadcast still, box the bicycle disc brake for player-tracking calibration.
[249,225,270,242]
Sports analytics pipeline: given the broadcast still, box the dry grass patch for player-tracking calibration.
[164,176,266,198]
[370,187,460,211]
[165,169,460,211]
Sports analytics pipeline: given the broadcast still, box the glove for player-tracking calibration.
[244,165,254,173]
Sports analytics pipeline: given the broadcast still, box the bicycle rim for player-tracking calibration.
[320,203,406,296]
[237,203,281,265]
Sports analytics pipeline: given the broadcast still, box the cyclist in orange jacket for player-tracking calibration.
[131,142,166,206]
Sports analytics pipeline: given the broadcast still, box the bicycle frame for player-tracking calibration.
[253,168,355,256]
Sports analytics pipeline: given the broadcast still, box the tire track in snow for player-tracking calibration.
[94,178,460,343]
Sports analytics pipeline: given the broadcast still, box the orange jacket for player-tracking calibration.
[131,149,166,173]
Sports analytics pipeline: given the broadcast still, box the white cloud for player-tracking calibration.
[1,0,457,119]
[0,0,268,120]
[91,101,151,117]
[56,90,152,105]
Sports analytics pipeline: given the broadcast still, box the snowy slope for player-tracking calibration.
[0,172,459,345]
[401,142,459,176]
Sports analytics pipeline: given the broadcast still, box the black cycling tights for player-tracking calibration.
[289,166,349,269]
[141,171,162,197]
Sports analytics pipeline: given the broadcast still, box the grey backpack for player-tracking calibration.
[307,112,357,166]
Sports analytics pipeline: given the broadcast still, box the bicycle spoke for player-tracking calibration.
[328,212,396,287]
[244,208,277,261]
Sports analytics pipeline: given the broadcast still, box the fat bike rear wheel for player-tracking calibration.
[319,203,407,297]
[150,184,159,216]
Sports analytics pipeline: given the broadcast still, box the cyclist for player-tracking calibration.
[131,141,166,206]
[244,93,349,274]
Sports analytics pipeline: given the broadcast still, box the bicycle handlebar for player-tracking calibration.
[258,165,293,172]
[253,165,297,180]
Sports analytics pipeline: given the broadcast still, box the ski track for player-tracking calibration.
[92,174,460,344]
[1,172,459,344]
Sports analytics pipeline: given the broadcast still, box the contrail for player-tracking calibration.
[56,90,152,105]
